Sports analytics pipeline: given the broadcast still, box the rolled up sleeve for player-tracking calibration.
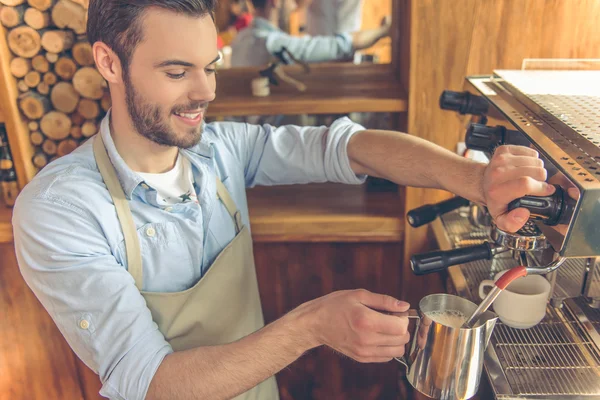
[210,117,367,187]
[13,197,172,400]
[265,31,354,63]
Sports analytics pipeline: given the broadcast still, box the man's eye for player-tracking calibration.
[166,72,186,79]
[205,68,216,75]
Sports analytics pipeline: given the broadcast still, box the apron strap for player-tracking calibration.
[93,135,144,290]
[94,133,244,290]
[216,178,243,234]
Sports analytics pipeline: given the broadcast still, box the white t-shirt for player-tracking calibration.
[306,0,364,36]
[137,153,198,205]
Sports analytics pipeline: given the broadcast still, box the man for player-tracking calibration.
[296,0,364,37]
[230,0,390,67]
[12,1,553,399]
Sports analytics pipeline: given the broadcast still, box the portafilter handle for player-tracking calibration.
[439,90,489,116]
[410,242,503,275]
[508,185,576,226]
[407,196,470,228]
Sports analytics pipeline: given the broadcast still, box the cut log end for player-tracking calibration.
[41,29,74,53]
[0,4,26,28]
[19,90,51,119]
[9,57,31,78]
[24,70,41,87]
[50,81,80,113]
[73,67,106,100]
[54,56,76,80]
[24,7,50,29]
[32,151,48,168]
[41,111,72,140]
[8,25,41,58]
[57,139,78,156]
[32,54,49,72]
[81,120,97,137]
[30,131,45,146]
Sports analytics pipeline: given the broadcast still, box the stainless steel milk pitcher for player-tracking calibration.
[396,294,498,400]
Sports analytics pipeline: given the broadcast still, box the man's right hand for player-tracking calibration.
[290,289,411,363]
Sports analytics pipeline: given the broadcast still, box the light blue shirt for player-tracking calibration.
[13,112,366,400]
[230,17,354,67]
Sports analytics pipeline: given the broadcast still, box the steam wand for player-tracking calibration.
[462,257,567,328]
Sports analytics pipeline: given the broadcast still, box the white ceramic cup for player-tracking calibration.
[478,270,551,329]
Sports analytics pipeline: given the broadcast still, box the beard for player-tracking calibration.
[124,71,208,149]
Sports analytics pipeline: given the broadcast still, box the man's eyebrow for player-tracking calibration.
[208,53,221,66]
[154,60,196,68]
[153,54,221,69]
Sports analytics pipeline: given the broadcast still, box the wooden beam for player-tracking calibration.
[0,24,36,189]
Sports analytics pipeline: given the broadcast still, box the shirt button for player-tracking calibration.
[165,207,173,212]
[79,320,90,330]
[146,227,156,237]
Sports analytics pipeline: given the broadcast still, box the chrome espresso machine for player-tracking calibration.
[407,70,600,399]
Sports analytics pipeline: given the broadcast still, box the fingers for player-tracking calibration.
[355,289,410,313]
[490,165,548,185]
[494,208,531,233]
[495,145,539,157]
[369,311,409,335]
[489,176,555,205]
[373,332,411,347]
[506,156,544,168]
[346,340,411,363]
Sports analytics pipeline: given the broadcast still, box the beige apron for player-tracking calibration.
[93,134,279,400]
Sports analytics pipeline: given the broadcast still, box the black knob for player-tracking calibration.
[410,243,494,275]
[407,197,470,228]
[508,185,576,226]
[466,124,506,153]
[439,90,489,116]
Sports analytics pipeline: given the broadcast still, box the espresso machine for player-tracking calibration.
[406,70,600,399]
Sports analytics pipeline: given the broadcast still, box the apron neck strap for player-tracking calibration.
[93,134,244,291]
[215,178,243,234]
[93,134,144,290]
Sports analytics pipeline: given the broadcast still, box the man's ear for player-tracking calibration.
[93,42,124,85]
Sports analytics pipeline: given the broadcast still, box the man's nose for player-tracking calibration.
[189,73,216,103]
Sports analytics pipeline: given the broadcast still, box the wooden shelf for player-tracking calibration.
[247,182,404,242]
[208,63,407,117]
[0,207,12,243]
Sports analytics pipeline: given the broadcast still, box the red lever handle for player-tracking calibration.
[495,265,528,290]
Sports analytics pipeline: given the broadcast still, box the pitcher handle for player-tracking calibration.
[392,309,420,369]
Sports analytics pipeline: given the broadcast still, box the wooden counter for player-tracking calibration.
[208,63,408,117]
[247,183,404,243]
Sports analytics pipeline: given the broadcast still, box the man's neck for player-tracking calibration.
[109,108,179,174]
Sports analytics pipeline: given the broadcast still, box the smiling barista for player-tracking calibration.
[12,1,555,399]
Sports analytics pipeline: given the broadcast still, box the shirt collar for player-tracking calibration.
[98,110,214,200]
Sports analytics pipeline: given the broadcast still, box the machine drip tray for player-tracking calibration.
[435,210,600,399]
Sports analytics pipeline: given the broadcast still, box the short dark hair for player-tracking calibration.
[250,0,268,9]
[87,0,216,70]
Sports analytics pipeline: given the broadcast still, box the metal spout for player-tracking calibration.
[484,315,498,348]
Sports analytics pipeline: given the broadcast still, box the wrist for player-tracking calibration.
[278,301,322,355]
[465,161,487,205]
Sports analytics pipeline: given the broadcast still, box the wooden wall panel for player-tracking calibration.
[402,0,480,303]
[254,241,404,400]
[402,0,600,302]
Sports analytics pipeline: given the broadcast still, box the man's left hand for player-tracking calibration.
[482,145,555,233]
